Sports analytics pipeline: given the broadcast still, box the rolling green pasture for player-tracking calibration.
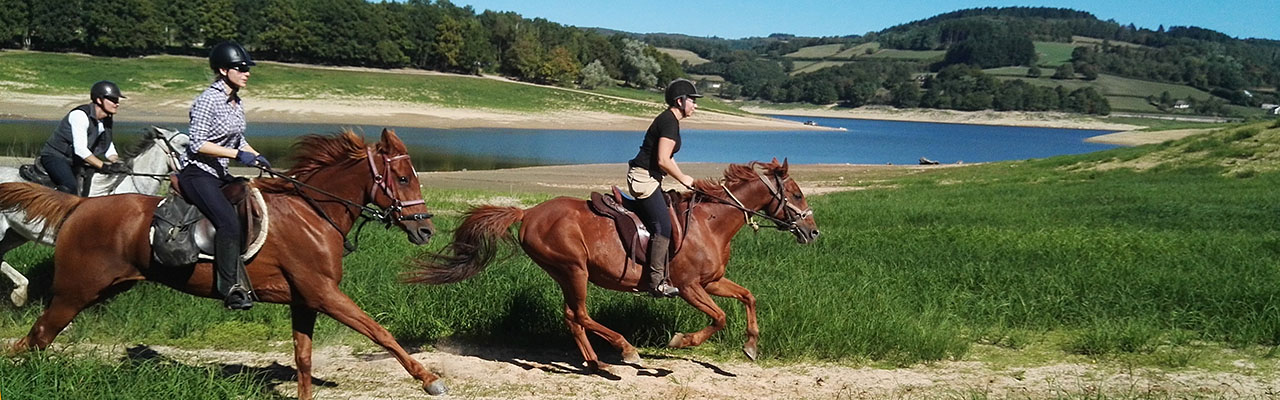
[862,48,946,60]
[839,42,880,58]
[0,51,657,117]
[1033,41,1082,66]
[790,60,852,75]
[784,43,844,59]
[655,47,710,66]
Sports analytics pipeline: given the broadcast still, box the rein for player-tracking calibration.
[250,149,433,253]
[686,168,812,233]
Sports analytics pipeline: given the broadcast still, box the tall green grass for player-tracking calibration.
[0,350,283,399]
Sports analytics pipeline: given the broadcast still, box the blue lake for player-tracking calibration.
[0,115,1119,171]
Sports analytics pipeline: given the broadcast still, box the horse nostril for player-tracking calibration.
[812,230,820,237]
[419,227,434,238]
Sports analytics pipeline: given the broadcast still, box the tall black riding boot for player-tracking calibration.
[646,235,680,298]
[213,237,253,310]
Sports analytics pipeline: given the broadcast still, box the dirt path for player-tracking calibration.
[100,341,1278,399]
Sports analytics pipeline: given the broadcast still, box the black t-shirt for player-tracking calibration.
[628,109,680,177]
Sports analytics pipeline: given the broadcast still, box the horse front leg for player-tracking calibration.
[313,289,447,395]
[703,278,760,361]
[290,305,318,400]
[668,284,730,352]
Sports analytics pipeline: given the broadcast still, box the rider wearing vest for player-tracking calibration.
[180,41,270,310]
[40,81,130,195]
[626,78,702,298]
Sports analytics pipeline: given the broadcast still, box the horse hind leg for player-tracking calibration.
[1,261,29,307]
[0,231,30,307]
[553,271,641,370]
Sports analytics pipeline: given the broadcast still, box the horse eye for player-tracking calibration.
[398,176,409,184]
[793,193,802,201]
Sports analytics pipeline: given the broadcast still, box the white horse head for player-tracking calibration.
[0,125,190,306]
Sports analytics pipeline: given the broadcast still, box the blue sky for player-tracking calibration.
[451,1,1279,40]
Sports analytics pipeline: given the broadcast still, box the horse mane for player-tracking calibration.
[685,160,785,201]
[117,129,159,160]
[0,182,85,232]
[255,130,369,193]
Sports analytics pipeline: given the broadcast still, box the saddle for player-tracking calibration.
[18,157,56,189]
[587,187,685,265]
[150,178,270,265]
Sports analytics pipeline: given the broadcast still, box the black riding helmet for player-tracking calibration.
[90,80,126,101]
[664,78,703,107]
[209,41,256,72]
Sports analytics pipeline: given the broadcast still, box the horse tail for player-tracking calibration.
[0,182,86,233]
[404,205,524,285]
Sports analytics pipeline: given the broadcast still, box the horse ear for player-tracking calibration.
[781,157,789,174]
[379,128,407,154]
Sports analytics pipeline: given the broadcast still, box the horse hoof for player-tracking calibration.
[622,350,642,364]
[743,345,758,361]
[11,289,26,307]
[425,380,448,396]
[668,333,685,348]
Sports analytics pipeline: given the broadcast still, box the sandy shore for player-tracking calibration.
[741,105,1144,131]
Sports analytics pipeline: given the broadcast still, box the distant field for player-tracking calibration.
[1072,35,1146,48]
[988,69,1218,101]
[656,47,710,66]
[790,60,852,75]
[1033,41,1081,66]
[839,42,881,58]
[784,43,844,59]
[863,49,946,60]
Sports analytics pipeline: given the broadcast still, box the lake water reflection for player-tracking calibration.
[0,115,1119,171]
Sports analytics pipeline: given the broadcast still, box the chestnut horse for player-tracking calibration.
[0,129,447,398]
[407,159,818,371]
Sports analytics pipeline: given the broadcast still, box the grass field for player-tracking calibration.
[0,51,659,118]
[1032,41,1081,66]
[862,49,946,60]
[783,43,845,59]
[790,60,852,75]
[656,47,710,66]
[3,122,1280,368]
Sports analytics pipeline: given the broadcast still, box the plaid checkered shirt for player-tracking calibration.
[183,79,247,177]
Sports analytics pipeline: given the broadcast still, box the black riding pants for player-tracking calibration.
[178,165,242,246]
[39,152,80,195]
[637,190,672,238]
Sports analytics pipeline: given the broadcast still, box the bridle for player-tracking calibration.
[100,129,185,193]
[254,147,433,253]
[365,147,432,223]
[691,167,813,233]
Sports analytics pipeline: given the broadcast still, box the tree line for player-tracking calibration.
[0,0,685,89]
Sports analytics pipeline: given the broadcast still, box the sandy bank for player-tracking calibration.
[741,105,1143,131]
[1083,128,1215,146]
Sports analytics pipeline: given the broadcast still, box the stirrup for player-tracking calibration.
[650,283,680,298]
[224,284,254,310]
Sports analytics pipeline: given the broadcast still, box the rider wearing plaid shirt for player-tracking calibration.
[179,41,269,311]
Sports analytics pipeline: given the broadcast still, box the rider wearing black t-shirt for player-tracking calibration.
[625,79,701,298]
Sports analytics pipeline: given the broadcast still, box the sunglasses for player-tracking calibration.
[230,65,251,73]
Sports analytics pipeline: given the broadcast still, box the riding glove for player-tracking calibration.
[235,150,259,167]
